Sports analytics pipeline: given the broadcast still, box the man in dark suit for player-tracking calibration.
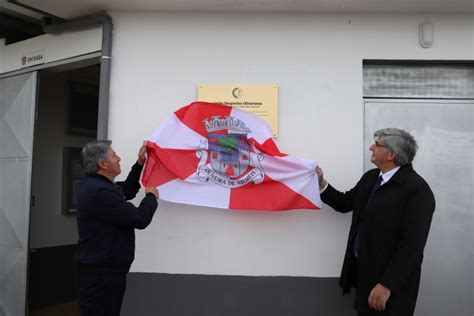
[74,140,159,316]
[316,128,435,316]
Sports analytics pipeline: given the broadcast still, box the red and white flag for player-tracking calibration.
[142,102,321,211]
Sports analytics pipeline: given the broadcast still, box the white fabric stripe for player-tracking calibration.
[229,107,273,145]
[149,113,206,150]
[259,154,321,208]
[159,170,231,209]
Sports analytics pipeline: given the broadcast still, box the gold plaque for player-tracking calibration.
[198,84,279,137]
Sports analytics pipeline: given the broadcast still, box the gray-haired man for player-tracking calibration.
[74,140,158,316]
[317,128,435,316]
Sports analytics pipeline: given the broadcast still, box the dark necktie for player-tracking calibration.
[353,175,383,257]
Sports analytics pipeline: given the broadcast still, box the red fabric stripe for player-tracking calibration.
[229,175,319,211]
[141,151,178,187]
[249,138,287,157]
[174,102,233,138]
[142,141,200,186]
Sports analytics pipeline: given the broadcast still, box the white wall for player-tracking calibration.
[3,11,471,275]
[107,12,473,277]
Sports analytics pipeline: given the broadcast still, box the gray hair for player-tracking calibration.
[81,140,112,174]
[374,128,418,166]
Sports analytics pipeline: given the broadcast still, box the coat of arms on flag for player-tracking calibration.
[141,101,321,211]
[196,115,264,188]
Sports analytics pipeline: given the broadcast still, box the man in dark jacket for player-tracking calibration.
[316,128,435,316]
[74,140,158,316]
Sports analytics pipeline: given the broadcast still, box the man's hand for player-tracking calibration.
[138,141,147,166]
[145,187,159,199]
[315,166,328,189]
[368,283,391,311]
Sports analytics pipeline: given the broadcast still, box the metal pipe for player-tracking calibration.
[42,14,113,139]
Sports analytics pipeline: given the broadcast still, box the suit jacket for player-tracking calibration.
[321,164,435,315]
[74,163,158,269]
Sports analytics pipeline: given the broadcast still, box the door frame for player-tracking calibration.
[0,53,102,315]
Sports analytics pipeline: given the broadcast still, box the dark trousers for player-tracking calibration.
[76,264,127,316]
